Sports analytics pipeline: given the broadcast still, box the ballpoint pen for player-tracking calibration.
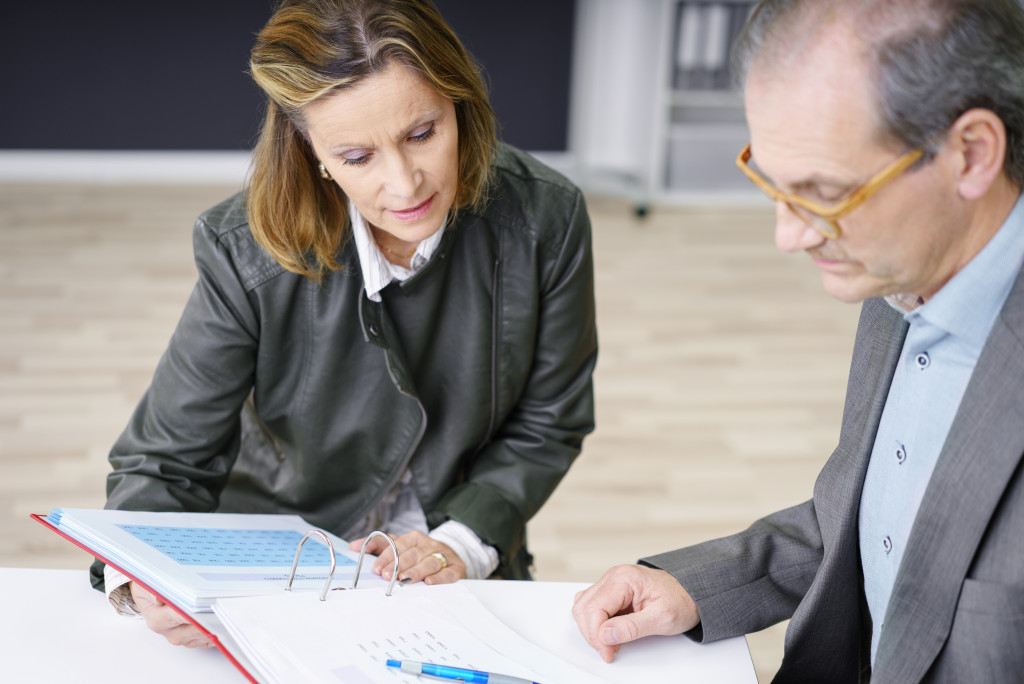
[385,659,541,684]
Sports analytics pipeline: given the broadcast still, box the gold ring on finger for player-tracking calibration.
[430,552,448,570]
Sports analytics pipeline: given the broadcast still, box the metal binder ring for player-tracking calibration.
[286,529,336,602]
[351,530,400,596]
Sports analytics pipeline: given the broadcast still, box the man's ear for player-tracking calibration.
[947,108,1007,200]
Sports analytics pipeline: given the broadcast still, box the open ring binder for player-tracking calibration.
[286,529,399,600]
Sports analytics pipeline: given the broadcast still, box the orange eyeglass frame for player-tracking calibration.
[735,143,925,239]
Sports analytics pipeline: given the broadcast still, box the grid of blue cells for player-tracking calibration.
[117,525,354,567]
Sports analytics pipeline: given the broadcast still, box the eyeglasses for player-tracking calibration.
[735,143,925,239]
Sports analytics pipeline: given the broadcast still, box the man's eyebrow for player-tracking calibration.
[750,148,859,192]
[791,174,857,194]
[761,164,857,195]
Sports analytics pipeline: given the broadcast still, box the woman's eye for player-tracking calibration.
[410,124,436,143]
[342,153,371,167]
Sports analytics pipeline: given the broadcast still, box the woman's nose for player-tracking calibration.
[382,153,421,199]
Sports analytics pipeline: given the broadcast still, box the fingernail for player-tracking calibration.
[603,626,620,645]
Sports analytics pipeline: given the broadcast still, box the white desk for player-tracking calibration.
[1,568,756,683]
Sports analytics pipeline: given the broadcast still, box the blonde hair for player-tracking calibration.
[248,0,498,281]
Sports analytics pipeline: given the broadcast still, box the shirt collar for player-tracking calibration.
[894,192,1024,348]
[349,199,446,303]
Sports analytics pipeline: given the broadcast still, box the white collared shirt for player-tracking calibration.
[349,199,446,302]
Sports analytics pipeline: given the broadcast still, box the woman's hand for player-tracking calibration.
[349,531,466,585]
[129,582,213,648]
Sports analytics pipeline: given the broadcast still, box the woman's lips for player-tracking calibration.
[390,195,435,222]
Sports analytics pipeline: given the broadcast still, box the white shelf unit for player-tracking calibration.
[651,0,758,204]
[568,0,761,211]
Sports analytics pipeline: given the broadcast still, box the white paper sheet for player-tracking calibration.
[214,583,610,684]
[463,580,757,683]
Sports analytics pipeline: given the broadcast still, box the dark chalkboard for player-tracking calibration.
[0,1,574,151]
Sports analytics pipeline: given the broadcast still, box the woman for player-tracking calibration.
[91,0,597,648]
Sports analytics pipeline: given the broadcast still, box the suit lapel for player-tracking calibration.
[822,299,908,542]
[775,300,905,683]
[873,270,1024,681]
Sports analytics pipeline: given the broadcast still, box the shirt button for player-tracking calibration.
[368,323,380,336]
[915,352,930,369]
[882,536,893,554]
[895,444,907,465]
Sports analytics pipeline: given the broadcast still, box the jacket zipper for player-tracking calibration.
[475,256,501,456]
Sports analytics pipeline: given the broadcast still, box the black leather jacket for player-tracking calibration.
[91,144,597,586]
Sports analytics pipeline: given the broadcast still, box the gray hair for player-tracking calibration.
[732,0,1024,188]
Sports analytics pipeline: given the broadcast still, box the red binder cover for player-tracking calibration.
[31,513,260,684]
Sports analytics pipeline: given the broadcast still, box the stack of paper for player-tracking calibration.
[36,510,758,683]
[213,582,610,684]
[45,508,388,612]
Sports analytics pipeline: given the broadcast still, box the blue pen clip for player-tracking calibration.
[398,669,458,683]
[387,659,477,683]
[386,659,540,684]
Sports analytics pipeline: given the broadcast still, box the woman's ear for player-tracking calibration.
[947,108,1007,200]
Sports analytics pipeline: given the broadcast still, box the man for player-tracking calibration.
[572,1,1024,681]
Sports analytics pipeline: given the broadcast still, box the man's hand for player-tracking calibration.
[129,582,213,648]
[349,531,466,585]
[572,564,700,663]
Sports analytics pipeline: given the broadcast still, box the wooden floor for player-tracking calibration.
[0,183,860,683]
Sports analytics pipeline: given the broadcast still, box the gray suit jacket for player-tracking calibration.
[644,265,1024,683]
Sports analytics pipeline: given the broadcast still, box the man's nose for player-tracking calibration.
[774,202,827,253]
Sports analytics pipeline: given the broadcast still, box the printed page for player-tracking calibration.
[214,583,610,684]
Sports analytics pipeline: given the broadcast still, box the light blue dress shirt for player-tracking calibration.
[859,194,1024,663]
